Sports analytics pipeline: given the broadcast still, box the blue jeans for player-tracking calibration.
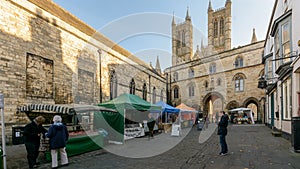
[219,134,228,153]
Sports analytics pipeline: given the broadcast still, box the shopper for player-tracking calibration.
[46,115,69,169]
[217,111,229,156]
[23,116,47,169]
[147,113,156,139]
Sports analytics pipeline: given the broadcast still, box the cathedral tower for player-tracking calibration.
[207,0,232,53]
[172,8,193,66]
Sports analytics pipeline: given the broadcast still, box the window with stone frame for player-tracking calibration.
[182,30,186,47]
[152,87,156,104]
[214,19,218,37]
[188,68,194,78]
[188,85,195,97]
[233,73,245,92]
[220,18,225,36]
[234,56,244,68]
[109,69,118,100]
[217,78,222,86]
[142,83,147,101]
[160,90,164,101]
[209,63,216,74]
[129,78,135,95]
[173,72,178,82]
[174,86,179,99]
[211,77,214,87]
[177,31,181,47]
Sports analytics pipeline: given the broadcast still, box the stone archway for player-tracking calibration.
[242,97,261,123]
[202,92,224,123]
[226,100,239,110]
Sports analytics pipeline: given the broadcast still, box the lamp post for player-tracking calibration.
[98,49,103,103]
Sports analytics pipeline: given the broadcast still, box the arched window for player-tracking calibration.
[233,73,246,92]
[188,68,194,78]
[209,63,216,74]
[160,90,164,101]
[189,85,195,97]
[174,86,179,99]
[182,30,186,47]
[109,70,118,100]
[217,78,222,86]
[142,83,147,101]
[177,31,181,47]
[129,78,135,95]
[152,87,156,104]
[220,18,225,35]
[235,56,244,68]
[173,72,178,82]
[214,19,218,37]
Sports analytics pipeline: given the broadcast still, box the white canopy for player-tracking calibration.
[229,108,255,124]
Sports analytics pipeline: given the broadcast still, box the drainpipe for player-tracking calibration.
[98,49,103,103]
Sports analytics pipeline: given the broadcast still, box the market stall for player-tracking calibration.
[97,93,162,142]
[154,101,180,133]
[16,104,117,158]
[176,103,197,128]
[229,108,255,124]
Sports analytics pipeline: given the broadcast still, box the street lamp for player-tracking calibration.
[98,49,103,103]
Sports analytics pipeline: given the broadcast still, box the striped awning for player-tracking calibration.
[17,104,117,115]
[17,104,72,114]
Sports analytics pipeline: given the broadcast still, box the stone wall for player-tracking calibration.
[0,0,165,142]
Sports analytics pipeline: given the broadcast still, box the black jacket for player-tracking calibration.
[23,121,47,144]
[217,114,229,135]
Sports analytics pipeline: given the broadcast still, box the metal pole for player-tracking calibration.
[0,94,6,169]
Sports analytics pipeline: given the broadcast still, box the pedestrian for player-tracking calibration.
[217,111,229,156]
[46,115,69,169]
[147,113,156,139]
[205,115,209,129]
[215,112,219,123]
[23,116,47,169]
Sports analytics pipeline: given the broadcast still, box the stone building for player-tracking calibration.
[166,0,266,122]
[0,0,165,142]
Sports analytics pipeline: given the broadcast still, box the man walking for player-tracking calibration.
[217,111,229,156]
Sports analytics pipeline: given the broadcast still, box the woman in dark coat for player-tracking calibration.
[46,115,69,169]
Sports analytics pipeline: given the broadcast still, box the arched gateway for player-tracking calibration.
[202,92,225,123]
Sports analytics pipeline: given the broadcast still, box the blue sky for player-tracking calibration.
[53,0,275,70]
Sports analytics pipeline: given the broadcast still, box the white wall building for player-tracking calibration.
[262,0,300,148]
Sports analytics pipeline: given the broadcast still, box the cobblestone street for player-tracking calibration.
[9,124,300,169]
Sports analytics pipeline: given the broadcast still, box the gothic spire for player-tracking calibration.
[185,7,191,21]
[172,12,176,25]
[208,0,212,11]
[155,56,162,75]
[251,28,257,43]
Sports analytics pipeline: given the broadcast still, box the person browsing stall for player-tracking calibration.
[23,116,47,169]
[46,115,69,169]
